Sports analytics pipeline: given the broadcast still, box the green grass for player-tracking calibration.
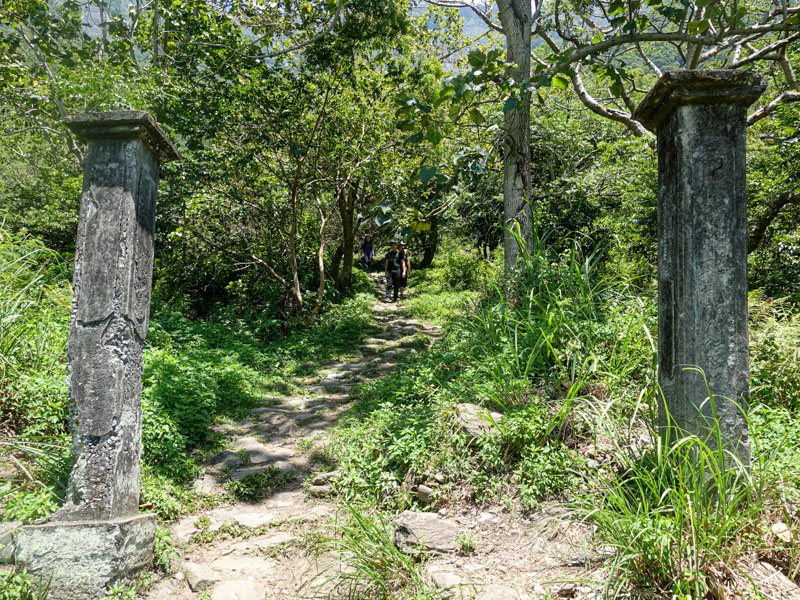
[573,393,794,599]
[305,500,439,600]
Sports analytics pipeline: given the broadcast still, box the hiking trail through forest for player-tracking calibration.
[143,276,603,600]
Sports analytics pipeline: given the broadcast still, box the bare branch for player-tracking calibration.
[636,41,662,77]
[749,192,799,253]
[569,65,652,138]
[424,0,504,32]
[728,33,800,68]
[748,91,800,125]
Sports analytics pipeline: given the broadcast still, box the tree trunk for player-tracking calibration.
[330,243,343,283]
[311,204,328,319]
[419,216,439,268]
[748,192,798,253]
[289,186,303,310]
[336,186,357,293]
[496,0,533,271]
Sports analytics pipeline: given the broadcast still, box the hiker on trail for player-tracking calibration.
[360,235,374,273]
[384,241,406,302]
[398,241,410,300]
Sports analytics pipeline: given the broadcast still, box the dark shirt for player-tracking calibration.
[360,240,374,259]
[385,249,405,273]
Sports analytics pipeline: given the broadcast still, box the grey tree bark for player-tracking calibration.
[496,0,533,270]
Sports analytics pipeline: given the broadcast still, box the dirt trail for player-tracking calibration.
[145,277,598,600]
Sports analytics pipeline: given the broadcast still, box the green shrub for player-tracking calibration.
[0,569,51,600]
[749,292,800,409]
[2,487,58,524]
[441,252,490,292]
[6,375,68,439]
[514,445,580,511]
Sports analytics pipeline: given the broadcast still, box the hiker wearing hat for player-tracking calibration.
[384,240,406,302]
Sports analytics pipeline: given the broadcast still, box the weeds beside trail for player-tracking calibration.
[327,232,800,599]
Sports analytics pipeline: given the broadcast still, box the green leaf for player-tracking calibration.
[552,75,569,90]
[687,19,709,33]
[448,105,461,121]
[610,81,624,98]
[468,108,485,125]
[404,132,424,144]
[375,212,393,227]
[396,120,416,132]
[591,32,604,44]
[426,127,443,144]
[419,166,437,184]
[468,50,486,69]
[503,96,519,113]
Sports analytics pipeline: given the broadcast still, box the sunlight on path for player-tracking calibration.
[145,275,444,599]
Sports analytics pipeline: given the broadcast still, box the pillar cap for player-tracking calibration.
[634,69,767,132]
[64,110,181,162]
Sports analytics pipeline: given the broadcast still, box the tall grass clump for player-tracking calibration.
[466,225,655,412]
[0,227,70,436]
[306,500,438,600]
[0,227,72,523]
[575,392,791,599]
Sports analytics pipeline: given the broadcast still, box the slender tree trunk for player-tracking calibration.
[419,216,439,268]
[289,186,303,310]
[336,186,357,293]
[748,192,798,253]
[496,0,533,271]
[311,204,327,319]
[330,244,343,283]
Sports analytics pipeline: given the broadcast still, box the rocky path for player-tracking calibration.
[145,279,448,599]
[144,278,610,600]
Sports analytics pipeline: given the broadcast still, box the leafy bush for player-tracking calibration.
[2,487,58,524]
[514,445,580,511]
[0,569,50,600]
[441,251,491,292]
[749,291,800,409]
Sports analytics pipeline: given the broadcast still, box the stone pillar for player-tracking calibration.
[15,111,179,599]
[634,70,765,465]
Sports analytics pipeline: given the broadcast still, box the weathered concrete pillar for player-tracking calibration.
[634,70,765,465]
[15,111,179,599]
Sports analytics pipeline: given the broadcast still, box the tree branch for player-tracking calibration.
[749,192,799,253]
[569,65,652,138]
[748,91,800,125]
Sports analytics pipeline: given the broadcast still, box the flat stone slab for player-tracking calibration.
[15,513,156,600]
[193,474,225,495]
[211,449,243,469]
[231,532,298,554]
[209,555,276,574]
[206,508,278,530]
[455,403,503,441]
[182,561,221,591]
[394,511,460,555]
[230,466,274,481]
[210,579,267,600]
[475,585,524,600]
